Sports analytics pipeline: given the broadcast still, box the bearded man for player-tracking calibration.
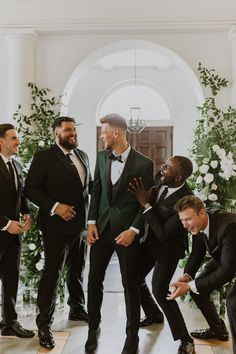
[25,116,92,350]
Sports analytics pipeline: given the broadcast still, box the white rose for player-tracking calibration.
[40,251,45,259]
[199,164,209,174]
[208,193,218,201]
[204,173,214,183]
[29,243,36,251]
[36,261,44,271]
[210,160,218,169]
[217,148,226,159]
[38,140,45,148]
[211,183,218,191]
[196,176,203,184]
[212,145,220,152]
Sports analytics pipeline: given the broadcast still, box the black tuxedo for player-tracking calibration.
[140,174,193,340]
[0,156,29,325]
[185,211,236,352]
[25,144,92,328]
[87,148,153,339]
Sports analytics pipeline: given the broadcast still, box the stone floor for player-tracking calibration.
[0,255,233,354]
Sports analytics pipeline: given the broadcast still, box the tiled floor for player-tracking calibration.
[0,255,234,354]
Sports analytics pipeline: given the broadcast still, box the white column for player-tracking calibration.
[7,30,37,120]
[228,26,236,108]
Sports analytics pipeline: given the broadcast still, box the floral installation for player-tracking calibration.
[13,82,66,302]
[190,63,236,210]
[181,64,236,315]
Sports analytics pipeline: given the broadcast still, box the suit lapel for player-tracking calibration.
[105,151,112,203]
[111,148,136,201]
[53,144,82,185]
[0,156,16,193]
[12,159,22,193]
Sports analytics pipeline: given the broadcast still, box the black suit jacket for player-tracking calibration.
[143,174,193,260]
[88,148,154,236]
[0,156,29,232]
[25,144,92,235]
[185,211,236,294]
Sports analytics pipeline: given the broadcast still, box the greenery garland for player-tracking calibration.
[13,82,66,302]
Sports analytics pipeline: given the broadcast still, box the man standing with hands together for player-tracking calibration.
[0,123,33,338]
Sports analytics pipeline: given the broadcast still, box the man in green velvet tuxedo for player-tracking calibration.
[85,113,153,354]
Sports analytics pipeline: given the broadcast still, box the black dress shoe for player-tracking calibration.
[190,327,229,341]
[85,327,101,353]
[1,321,35,338]
[121,335,139,354]
[177,340,195,354]
[38,328,55,350]
[68,309,88,322]
[139,313,164,327]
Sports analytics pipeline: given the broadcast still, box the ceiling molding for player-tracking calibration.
[0,19,236,35]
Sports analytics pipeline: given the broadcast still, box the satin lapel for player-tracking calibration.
[0,156,16,192]
[12,159,22,193]
[112,148,136,201]
[53,144,81,182]
[105,152,112,203]
[74,149,88,189]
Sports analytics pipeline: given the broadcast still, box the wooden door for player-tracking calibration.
[97,126,173,174]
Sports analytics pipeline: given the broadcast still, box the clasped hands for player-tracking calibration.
[7,214,32,235]
[167,273,191,300]
[55,203,76,221]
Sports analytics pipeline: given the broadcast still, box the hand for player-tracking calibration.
[177,273,192,283]
[166,281,190,300]
[127,177,155,207]
[55,203,76,221]
[87,224,99,245]
[22,214,32,232]
[115,229,137,247]
[7,220,24,235]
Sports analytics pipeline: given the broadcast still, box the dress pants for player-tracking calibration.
[87,226,141,339]
[66,231,87,312]
[0,232,21,325]
[140,243,189,340]
[226,281,236,354]
[190,260,226,332]
[36,231,82,329]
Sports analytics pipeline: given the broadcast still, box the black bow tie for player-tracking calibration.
[109,153,123,163]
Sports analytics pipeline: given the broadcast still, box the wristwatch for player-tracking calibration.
[143,203,151,210]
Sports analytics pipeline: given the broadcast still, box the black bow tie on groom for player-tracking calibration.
[109,153,123,163]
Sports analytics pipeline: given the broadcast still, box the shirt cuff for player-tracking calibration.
[143,206,152,214]
[1,220,11,231]
[87,220,96,225]
[189,280,199,294]
[130,226,140,235]
[50,202,59,216]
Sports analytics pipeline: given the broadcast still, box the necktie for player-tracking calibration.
[7,161,15,182]
[66,153,79,176]
[201,232,211,254]
[158,186,168,203]
[109,153,123,163]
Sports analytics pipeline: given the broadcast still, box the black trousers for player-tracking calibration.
[227,281,236,354]
[36,230,85,329]
[0,232,21,325]
[87,226,141,338]
[140,244,190,341]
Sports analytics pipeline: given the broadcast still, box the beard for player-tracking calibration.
[58,135,78,150]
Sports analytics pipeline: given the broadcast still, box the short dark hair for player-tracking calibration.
[175,195,205,214]
[100,113,127,130]
[0,123,15,138]
[173,155,193,179]
[52,116,76,131]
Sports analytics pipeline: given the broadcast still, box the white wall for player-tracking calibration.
[0,29,233,173]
